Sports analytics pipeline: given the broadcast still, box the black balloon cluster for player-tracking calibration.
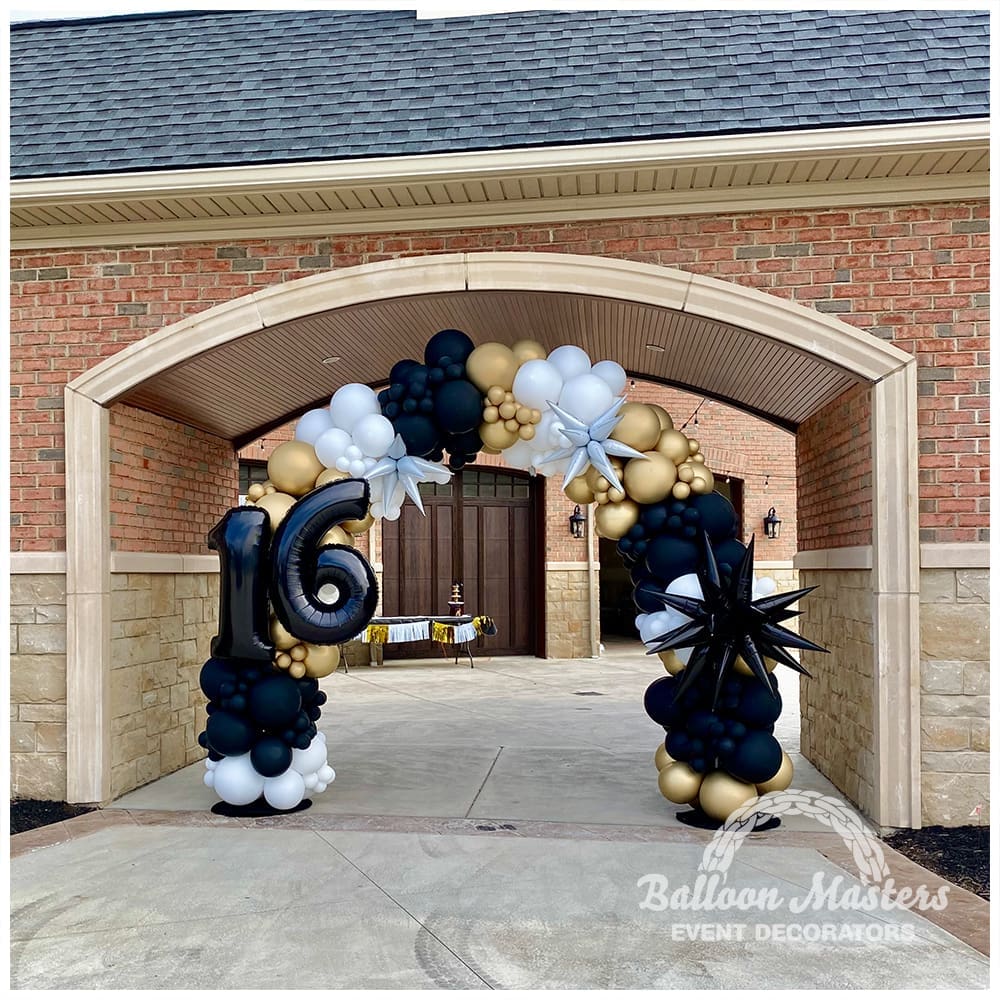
[199,657,328,777]
[644,669,784,783]
[619,491,747,613]
[378,329,484,471]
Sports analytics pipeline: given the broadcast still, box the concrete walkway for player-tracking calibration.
[11,643,990,989]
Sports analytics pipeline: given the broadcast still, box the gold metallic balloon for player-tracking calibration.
[515,406,532,424]
[290,644,308,662]
[289,661,306,679]
[504,418,520,433]
[564,475,595,504]
[321,525,353,546]
[303,642,341,679]
[315,467,348,488]
[698,770,759,822]
[479,420,520,451]
[499,401,517,420]
[756,751,794,794]
[607,486,626,503]
[466,342,518,392]
[595,491,609,505]
[585,464,613,493]
[672,481,691,500]
[275,652,292,669]
[622,452,677,504]
[246,483,266,502]
[655,743,674,771]
[518,424,536,441]
[268,441,325,497]
[341,510,375,534]
[658,762,704,804]
[254,491,295,531]
[486,385,506,406]
[271,616,300,651]
[655,429,691,464]
[608,402,662,453]
[677,463,695,483]
[733,654,777,677]
[658,649,685,675]
[510,339,547,365]
[482,405,500,424]
[594,499,639,539]
[688,437,701,456]
[690,472,714,495]
[648,403,674,431]
[263,484,277,495]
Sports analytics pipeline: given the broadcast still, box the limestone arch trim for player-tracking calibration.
[63,252,920,825]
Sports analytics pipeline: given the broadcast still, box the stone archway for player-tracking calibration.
[64,252,919,827]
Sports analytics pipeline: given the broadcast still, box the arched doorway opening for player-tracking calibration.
[64,252,918,827]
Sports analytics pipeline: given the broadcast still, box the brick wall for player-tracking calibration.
[10,200,988,554]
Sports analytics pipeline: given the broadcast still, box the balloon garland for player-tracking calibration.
[198,329,824,822]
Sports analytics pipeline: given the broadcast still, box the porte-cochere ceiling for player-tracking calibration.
[117,286,863,447]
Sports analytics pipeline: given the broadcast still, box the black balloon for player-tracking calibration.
[738,679,782,728]
[251,736,294,777]
[722,730,783,784]
[205,710,256,756]
[424,328,475,368]
[645,534,700,583]
[390,359,420,384]
[199,657,237,701]
[248,675,302,729]
[690,492,739,541]
[269,478,379,645]
[433,380,483,434]
[713,537,747,574]
[633,577,668,613]
[643,676,679,726]
[393,413,440,457]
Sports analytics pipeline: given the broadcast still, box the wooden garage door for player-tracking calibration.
[380,467,542,657]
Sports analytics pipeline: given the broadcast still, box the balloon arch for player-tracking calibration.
[199,330,824,823]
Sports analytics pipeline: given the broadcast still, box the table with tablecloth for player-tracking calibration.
[344,615,497,669]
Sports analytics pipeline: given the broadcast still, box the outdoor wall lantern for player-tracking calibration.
[763,507,782,539]
[569,505,586,538]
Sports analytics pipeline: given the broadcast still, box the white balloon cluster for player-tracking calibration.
[203,732,336,810]
[296,384,397,479]
[635,573,779,665]
[500,345,628,475]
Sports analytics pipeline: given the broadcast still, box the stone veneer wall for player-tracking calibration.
[10,573,68,799]
[798,568,876,817]
[109,571,218,798]
[919,565,990,825]
[545,566,596,659]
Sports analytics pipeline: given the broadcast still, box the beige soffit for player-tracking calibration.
[66,253,912,444]
[10,119,989,248]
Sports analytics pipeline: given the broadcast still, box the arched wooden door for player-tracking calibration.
[380,467,543,657]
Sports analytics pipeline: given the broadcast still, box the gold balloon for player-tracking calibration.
[697,770,759,823]
[499,401,517,420]
[290,644,307,662]
[321,525,353,546]
[254,491,295,531]
[658,762,704,804]
[607,486,626,503]
[690,472,714,495]
[267,441,324,497]
[504,418,520,433]
[655,429,691,464]
[691,453,705,464]
[515,406,533,424]
[483,405,500,424]
[263,484,276,495]
[608,402,662,452]
[466,342,518,392]
[271,616,300,651]
[479,420,520,451]
[518,424,536,441]
[734,654,777,677]
[341,510,375,534]
[688,437,701,455]
[677,463,695,483]
[564,475,595,504]
[648,403,674,431]
[246,483,266,502]
[655,743,674,771]
[315,467,348,488]
[585,464,613,493]
[672,481,691,500]
[658,649,685,675]
[275,652,292,669]
[622,452,677,504]
[594,499,639,539]
[289,661,306,679]
[756,751,794,794]
[486,385,506,405]
[510,339,547,365]
[595,491,609,505]
[302,642,341,679]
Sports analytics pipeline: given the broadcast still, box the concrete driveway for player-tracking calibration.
[10,643,989,989]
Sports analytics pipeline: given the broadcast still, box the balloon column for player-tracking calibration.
[199,328,824,823]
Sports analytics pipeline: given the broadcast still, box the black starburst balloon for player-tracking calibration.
[647,532,828,707]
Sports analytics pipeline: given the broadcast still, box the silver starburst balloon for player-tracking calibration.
[365,435,451,520]
[534,396,647,491]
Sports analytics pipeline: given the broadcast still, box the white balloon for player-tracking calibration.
[502,438,538,470]
[318,764,336,783]
[314,782,328,794]
[666,573,704,600]
[291,736,328,776]
[345,445,363,462]
[212,753,265,806]
[635,613,649,633]
[203,769,215,788]
[754,575,777,598]
[640,608,690,643]
[547,344,592,381]
[591,360,627,396]
[205,757,219,770]
[314,427,354,468]
[534,409,569,453]
[294,407,335,445]
[304,773,319,790]
[557,372,615,425]
[349,459,367,478]
[263,767,306,810]
[512,359,564,411]
[352,413,395,458]
[335,456,352,472]
[330,383,380,433]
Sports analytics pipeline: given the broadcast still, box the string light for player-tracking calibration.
[680,397,707,430]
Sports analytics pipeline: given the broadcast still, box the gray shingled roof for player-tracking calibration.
[10,8,990,179]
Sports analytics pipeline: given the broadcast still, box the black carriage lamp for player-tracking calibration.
[569,505,587,538]
[763,507,782,539]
